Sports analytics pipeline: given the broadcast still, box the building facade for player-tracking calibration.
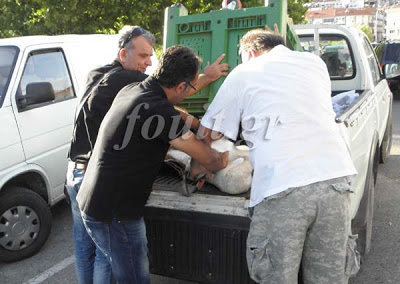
[385,5,400,40]
[306,7,385,41]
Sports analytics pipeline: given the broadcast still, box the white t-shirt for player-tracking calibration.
[201,45,357,208]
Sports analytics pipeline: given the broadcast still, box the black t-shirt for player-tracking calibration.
[77,77,189,222]
[68,60,148,163]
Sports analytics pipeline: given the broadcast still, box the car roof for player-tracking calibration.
[0,34,119,49]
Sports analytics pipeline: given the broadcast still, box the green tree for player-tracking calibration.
[288,0,310,24]
[0,0,310,41]
[357,25,374,42]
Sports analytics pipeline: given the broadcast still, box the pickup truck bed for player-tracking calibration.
[146,165,253,284]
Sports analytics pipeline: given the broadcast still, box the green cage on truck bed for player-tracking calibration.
[163,0,302,116]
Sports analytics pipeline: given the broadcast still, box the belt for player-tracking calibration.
[74,162,87,170]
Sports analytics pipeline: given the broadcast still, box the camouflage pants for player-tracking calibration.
[246,177,360,284]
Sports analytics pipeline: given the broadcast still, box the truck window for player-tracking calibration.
[17,49,75,110]
[361,37,382,85]
[0,46,18,107]
[299,35,355,80]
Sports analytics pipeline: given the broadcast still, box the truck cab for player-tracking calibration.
[295,24,393,256]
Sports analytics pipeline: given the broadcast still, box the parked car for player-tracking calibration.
[375,42,400,95]
[0,34,158,262]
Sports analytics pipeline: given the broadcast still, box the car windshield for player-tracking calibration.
[383,43,400,64]
[0,46,18,106]
[299,35,355,80]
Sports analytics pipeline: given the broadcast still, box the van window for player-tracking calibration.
[17,49,75,109]
[0,46,18,107]
[299,35,355,80]
[361,37,382,85]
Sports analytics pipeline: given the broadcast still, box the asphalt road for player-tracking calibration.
[0,98,399,284]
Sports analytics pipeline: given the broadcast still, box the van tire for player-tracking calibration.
[380,104,392,164]
[0,186,52,262]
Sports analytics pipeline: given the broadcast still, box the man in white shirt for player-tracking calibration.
[197,29,358,283]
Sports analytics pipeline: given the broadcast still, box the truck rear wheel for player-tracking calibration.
[0,186,52,262]
[352,171,374,259]
[352,138,378,261]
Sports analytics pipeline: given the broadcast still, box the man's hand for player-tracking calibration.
[186,54,229,97]
[265,23,286,45]
[170,131,229,173]
[203,54,229,83]
[189,151,229,180]
[265,23,280,35]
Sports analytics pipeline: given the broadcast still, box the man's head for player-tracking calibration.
[117,25,156,73]
[153,45,201,105]
[239,29,285,63]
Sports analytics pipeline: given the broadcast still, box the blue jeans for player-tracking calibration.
[81,212,150,284]
[66,166,113,284]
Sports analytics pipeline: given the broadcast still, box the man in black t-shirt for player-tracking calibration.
[66,25,155,284]
[77,45,229,284]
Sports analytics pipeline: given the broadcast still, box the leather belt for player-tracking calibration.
[74,162,87,170]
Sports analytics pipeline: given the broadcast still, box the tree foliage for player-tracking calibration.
[0,0,310,42]
[357,25,374,42]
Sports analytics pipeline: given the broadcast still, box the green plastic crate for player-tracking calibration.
[163,0,302,116]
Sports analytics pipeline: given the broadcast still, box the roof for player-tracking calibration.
[385,5,400,11]
[307,7,377,19]
[0,34,119,49]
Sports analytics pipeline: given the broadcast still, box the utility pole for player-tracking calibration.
[374,0,380,41]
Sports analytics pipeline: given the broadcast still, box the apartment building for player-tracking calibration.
[306,7,385,41]
[385,5,400,40]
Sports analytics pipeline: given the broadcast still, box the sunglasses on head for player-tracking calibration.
[121,27,145,48]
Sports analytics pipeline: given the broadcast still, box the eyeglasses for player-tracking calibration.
[121,27,145,48]
[186,80,197,91]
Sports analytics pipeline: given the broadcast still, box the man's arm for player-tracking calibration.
[196,124,224,146]
[188,125,225,178]
[175,107,200,131]
[169,131,228,173]
[186,54,229,97]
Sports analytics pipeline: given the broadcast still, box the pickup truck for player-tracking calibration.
[144,25,393,283]
[0,34,125,262]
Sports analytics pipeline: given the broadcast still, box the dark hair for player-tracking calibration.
[239,29,285,54]
[153,45,201,88]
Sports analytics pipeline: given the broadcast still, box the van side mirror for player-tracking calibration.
[17,82,55,109]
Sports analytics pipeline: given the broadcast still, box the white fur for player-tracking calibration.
[166,138,253,194]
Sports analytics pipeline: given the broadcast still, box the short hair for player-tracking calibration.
[117,25,155,49]
[153,45,201,88]
[239,29,285,54]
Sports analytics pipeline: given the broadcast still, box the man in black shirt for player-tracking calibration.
[76,45,228,284]
[66,25,229,283]
[66,26,155,284]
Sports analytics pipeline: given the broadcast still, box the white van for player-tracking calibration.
[0,34,158,262]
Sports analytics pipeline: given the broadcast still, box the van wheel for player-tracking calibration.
[0,186,52,262]
[380,107,392,164]
[352,165,374,260]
